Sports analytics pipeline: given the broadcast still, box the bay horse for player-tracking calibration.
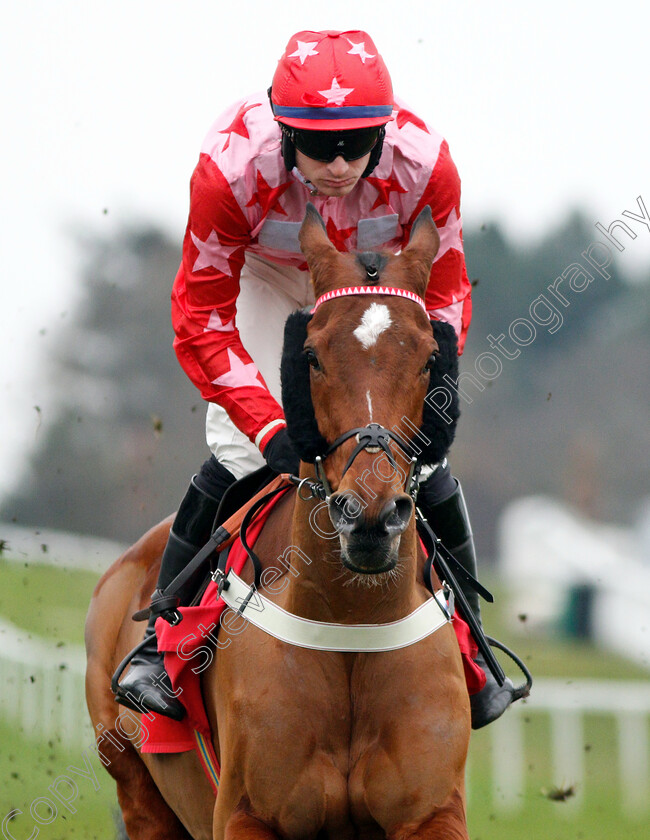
[85,204,471,839]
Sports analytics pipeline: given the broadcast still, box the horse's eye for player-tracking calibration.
[422,352,437,374]
[304,348,321,371]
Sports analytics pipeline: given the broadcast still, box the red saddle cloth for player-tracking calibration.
[140,493,486,775]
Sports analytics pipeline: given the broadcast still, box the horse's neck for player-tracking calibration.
[285,499,421,625]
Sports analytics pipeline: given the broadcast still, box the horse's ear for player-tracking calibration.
[299,204,340,290]
[402,206,440,293]
[301,202,328,236]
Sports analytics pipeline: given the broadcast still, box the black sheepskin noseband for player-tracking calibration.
[280,309,460,466]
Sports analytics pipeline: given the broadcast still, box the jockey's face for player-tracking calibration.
[296,150,371,197]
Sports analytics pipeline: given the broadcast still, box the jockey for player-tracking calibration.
[115,29,517,729]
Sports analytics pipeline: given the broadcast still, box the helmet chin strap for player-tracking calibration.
[361,125,385,177]
[291,167,320,197]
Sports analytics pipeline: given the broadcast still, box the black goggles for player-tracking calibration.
[290,127,382,163]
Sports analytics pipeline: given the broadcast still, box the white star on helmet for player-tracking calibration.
[345,39,375,63]
[317,77,355,106]
[289,40,319,65]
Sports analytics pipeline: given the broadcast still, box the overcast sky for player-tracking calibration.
[1,0,648,498]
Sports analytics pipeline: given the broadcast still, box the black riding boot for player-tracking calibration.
[419,471,517,729]
[114,461,234,719]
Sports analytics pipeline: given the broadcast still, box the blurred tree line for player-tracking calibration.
[2,214,649,555]
[1,228,207,542]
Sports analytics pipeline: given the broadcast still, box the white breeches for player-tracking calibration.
[205,253,314,479]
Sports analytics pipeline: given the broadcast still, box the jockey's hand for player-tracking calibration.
[263,427,300,475]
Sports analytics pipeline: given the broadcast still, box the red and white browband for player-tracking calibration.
[311,285,428,313]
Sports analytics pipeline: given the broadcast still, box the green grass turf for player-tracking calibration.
[0,717,117,839]
[0,558,99,645]
[467,713,650,840]
[0,559,116,836]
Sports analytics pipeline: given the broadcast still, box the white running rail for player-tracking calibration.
[469,678,650,816]
[0,619,91,750]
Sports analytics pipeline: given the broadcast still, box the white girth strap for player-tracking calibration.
[218,570,451,653]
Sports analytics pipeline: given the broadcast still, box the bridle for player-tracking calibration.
[299,423,419,503]
[294,284,430,503]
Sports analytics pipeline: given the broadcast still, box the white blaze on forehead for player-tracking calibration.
[353,303,392,349]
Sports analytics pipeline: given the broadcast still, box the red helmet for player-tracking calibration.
[270,30,394,131]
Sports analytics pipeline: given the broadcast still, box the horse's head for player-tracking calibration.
[294,204,441,576]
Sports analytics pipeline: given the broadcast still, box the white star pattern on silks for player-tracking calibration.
[190,229,239,275]
[318,77,354,106]
[212,348,266,390]
[289,40,319,64]
[345,39,375,63]
[435,208,464,261]
[204,310,235,333]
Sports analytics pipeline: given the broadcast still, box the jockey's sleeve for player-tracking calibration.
[408,139,472,355]
[171,152,286,450]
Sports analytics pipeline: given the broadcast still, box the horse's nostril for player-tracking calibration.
[329,492,365,534]
[329,493,413,537]
[378,496,413,535]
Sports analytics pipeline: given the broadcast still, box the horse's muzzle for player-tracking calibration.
[328,494,414,574]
